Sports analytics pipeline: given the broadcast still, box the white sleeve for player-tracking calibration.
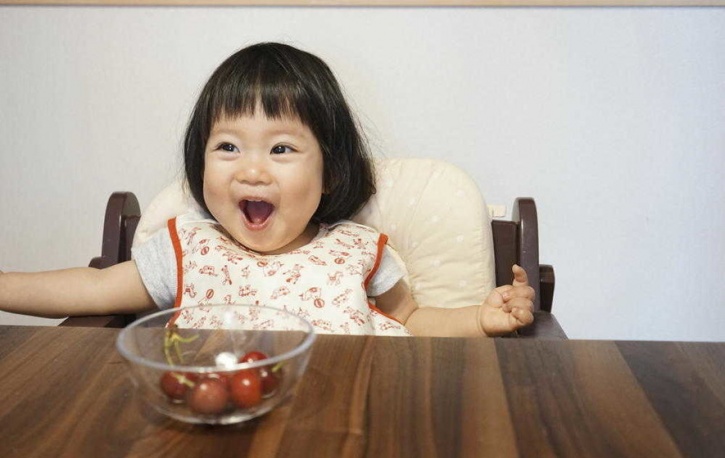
[131,227,177,309]
[367,244,405,297]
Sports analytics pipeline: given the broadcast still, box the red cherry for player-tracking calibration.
[239,350,268,363]
[186,377,229,415]
[159,371,197,400]
[239,350,281,397]
[258,366,281,397]
[229,369,262,409]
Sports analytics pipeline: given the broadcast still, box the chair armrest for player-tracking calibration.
[539,264,555,313]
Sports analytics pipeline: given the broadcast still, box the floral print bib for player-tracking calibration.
[169,214,411,336]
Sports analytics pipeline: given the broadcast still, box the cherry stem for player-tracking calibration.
[172,372,196,388]
[163,327,199,365]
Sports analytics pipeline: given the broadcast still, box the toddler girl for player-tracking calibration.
[0,42,534,337]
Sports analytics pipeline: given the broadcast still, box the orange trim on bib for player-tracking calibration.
[365,233,405,326]
[368,301,405,325]
[364,233,388,290]
[167,217,184,327]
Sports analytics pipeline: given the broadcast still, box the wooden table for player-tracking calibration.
[0,325,722,458]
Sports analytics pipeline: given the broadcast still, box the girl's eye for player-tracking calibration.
[271,145,292,155]
[218,143,238,153]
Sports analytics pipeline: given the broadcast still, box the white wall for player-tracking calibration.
[1,6,723,340]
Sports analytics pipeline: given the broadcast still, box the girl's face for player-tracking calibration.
[203,108,324,255]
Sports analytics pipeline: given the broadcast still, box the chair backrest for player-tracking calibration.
[88,192,141,270]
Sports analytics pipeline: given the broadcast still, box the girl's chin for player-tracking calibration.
[234,231,289,255]
[237,226,317,255]
[234,236,280,254]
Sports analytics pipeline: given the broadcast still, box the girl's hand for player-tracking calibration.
[479,265,535,336]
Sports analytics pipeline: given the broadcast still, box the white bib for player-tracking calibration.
[169,214,411,336]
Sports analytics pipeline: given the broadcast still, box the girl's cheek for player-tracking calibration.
[202,184,221,210]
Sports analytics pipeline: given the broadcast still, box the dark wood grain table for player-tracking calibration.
[0,323,722,457]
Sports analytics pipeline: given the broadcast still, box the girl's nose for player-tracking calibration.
[234,155,271,185]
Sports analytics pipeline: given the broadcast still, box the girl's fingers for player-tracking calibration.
[512,264,529,287]
[495,284,513,292]
[487,288,506,309]
[500,297,534,313]
[501,285,535,302]
[512,307,534,326]
[504,297,534,314]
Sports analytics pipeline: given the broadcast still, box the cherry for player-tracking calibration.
[239,351,282,397]
[239,351,267,363]
[229,369,262,409]
[186,377,229,415]
[257,366,281,397]
[160,371,197,400]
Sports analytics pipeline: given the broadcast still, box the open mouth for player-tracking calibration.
[240,199,275,226]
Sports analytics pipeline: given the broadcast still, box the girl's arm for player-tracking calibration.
[0,261,156,318]
[375,265,535,337]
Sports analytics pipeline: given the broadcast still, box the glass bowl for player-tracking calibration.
[116,304,315,425]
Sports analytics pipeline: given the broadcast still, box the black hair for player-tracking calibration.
[183,42,375,224]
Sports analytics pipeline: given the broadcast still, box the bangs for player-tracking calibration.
[206,56,315,128]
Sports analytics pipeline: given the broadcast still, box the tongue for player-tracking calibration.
[245,201,274,224]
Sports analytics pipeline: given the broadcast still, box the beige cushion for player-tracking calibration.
[352,158,494,308]
[133,158,495,309]
[132,180,202,247]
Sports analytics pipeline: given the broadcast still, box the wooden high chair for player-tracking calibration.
[61,158,562,338]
